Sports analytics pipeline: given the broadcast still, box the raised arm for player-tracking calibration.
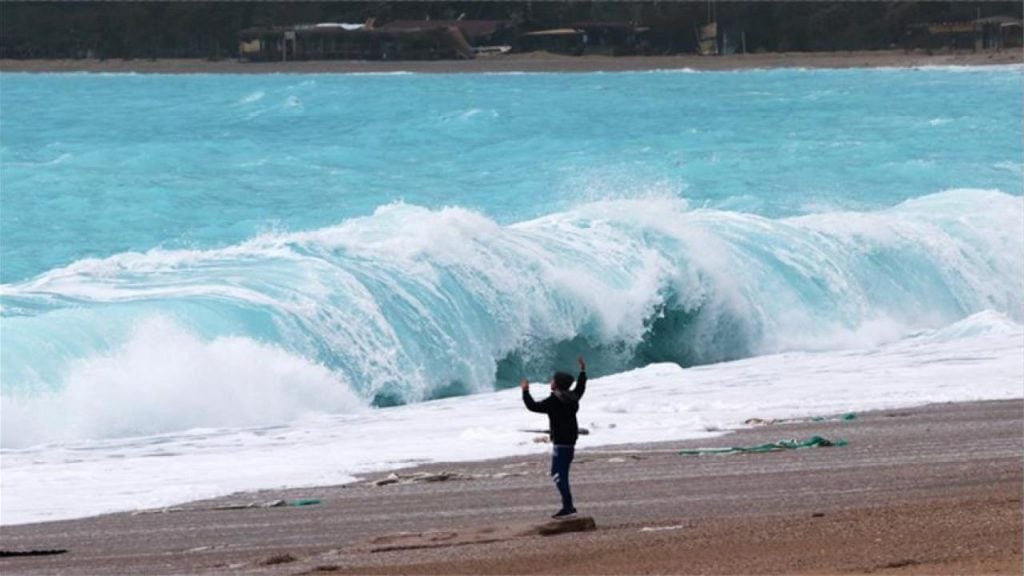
[521,379,548,413]
[574,356,587,400]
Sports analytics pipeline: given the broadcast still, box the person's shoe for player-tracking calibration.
[551,508,577,519]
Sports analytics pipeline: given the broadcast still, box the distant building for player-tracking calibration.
[380,20,516,49]
[976,16,1023,49]
[570,22,651,56]
[238,20,518,61]
[515,22,651,57]
[517,28,586,56]
[695,21,747,56]
[904,16,1023,52]
[697,22,718,55]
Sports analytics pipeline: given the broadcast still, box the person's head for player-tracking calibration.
[551,371,574,391]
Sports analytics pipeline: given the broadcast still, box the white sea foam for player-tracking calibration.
[2,190,1022,443]
[909,64,1024,73]
[1,311,1019,525]
[237,91,265,104]
[7,153,73,167]
[1,316,364,447]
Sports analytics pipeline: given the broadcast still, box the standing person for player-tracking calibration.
[521,356,587,518]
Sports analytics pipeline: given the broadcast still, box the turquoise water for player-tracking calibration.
[1,67,1022,445]
[3,69,1020,283]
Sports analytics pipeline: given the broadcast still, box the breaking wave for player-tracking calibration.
[1,188,1021,446]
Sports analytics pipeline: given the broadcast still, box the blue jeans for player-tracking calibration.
[551,445,575,512]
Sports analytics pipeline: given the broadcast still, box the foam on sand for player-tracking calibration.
[1,311,1019,525]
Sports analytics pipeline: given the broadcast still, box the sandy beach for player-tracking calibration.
[1,399,1020,575]
[1,50,1021,74]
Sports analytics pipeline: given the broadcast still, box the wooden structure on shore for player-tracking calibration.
[518,28,586,56]
[511,22,651,57]
[239,19,653,61]
[571,22,651,56]
[380,20,515,49]
[239,20,514,61]
[903,16,1022,52]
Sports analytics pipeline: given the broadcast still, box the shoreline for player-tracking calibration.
[2,399,1020,574]
[1,50,1021,74]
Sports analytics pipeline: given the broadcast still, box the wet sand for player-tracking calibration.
[1,50,1021,74]
[1,399,1020,575]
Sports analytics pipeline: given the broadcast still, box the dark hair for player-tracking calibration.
[553,371,575,390]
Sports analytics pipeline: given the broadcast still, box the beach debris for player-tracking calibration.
[524,515,597,536]
[0,549,68,558]
[744,413,857,426]
[371,471,461,486]
[213,502,266,510]
[812,412,857,422]
[132,507,185,516]
[883,559,921,569]
[489,471,527,479]
[186,546,211,553]
[640,524,685,532]
[370,470,524,486]
[258,553,298,566]
[598,454,646,462]
[812,512,826,518]
[183,543,233,555]
[372,473,401,486]
[678,435,848,456]
[202,498,321,511]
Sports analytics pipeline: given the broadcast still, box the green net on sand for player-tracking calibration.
[811,412,858,422]
[679,435,848,456]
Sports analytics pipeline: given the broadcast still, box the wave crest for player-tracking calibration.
[2,188,1021,444]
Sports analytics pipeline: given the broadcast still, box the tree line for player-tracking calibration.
[1,1,1021,59]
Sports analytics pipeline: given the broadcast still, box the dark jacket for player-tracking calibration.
[523,371,587,446]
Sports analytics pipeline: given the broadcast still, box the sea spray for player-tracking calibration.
[1,315,363,446]
[1,190,1021,446]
